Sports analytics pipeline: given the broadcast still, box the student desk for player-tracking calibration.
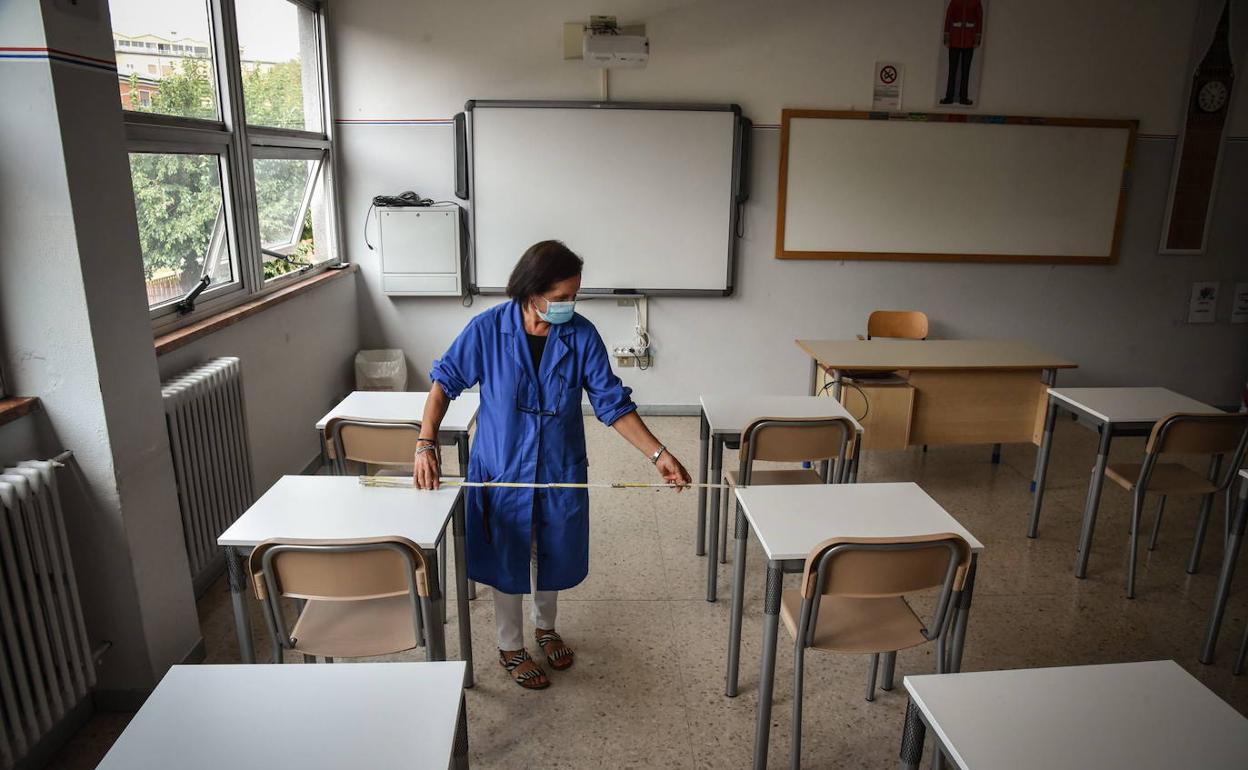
[315,390,480,468]
[696,394,863,602]
[795,339,1076,457]
[217,476,474,687]
[1028,387,1222,579]
[1202,469,1248,670]
[731,483,983,770]
[898,660,1248,769]
[97,663,470,770]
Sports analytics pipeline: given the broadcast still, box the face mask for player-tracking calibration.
[535,297,576,325]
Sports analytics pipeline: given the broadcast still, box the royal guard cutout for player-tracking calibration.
[936,0,987,108]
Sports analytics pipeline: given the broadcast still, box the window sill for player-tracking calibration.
[0,396,41,429]
[154,264,358,356]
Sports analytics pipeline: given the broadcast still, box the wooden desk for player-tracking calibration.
[98,663,469,770]
[899,660,1248,770]
[796,339,1077,453]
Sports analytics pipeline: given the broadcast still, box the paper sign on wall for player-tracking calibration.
[1232,283,1248,324]
[1188,281,1219,324]
[872,61,904,110]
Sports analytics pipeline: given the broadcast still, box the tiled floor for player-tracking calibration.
[48,416,1248,768]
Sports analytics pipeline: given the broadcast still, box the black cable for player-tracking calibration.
[364,191,438,250]
[817,376,870,422]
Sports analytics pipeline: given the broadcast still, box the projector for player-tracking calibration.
[583,33,649,68]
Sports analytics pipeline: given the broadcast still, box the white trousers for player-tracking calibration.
[492,533,558,650]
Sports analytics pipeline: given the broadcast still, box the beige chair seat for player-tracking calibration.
[724,468,823,487]
[290,595,419,657]
[779,590,927,654]
[1104,462,1217,495]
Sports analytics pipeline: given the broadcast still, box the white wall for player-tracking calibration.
[332,0,1248,407]
[156,274,361,494]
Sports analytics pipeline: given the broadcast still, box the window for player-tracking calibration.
[111,0,338,326]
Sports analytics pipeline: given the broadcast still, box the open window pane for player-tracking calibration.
[128,152,235,309]
[235,0,323,132]
[253,157,331,281]
[110,0,219,120]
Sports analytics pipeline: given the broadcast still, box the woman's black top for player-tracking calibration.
[526,333,547,371]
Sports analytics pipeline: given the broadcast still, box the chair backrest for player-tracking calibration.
[866,310,928,340]
[1147,412,1248,456]
[249,536,429,602]
[801,534,971,599]
[326,417,426,474]
[738,416,856,482]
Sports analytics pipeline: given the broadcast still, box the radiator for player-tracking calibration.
[0,460,95,770]
[162,357,255,595]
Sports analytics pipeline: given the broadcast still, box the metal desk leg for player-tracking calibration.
[899,699,927,770]
[1075,426,1115,579]
[453,497,475,687]
[706,436,724,602]
[453,692,470,770]
[808,357,819,397]
[439,538,449,623]
[831,369,844,401]
[226,546,256,664]
[1201,480,1248,664]
[752,563,783,770]
[725,500,750,696]
[423,547,448,662]
[1188,454,1222,574]
[990,443,1002,464]
[696,410,709,557]
[456,433,477,601]
[946,554,977,673]
[1028,397,1058,537]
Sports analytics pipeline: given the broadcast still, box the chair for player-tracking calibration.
[326,416,429,477]
[718,416,857,562]
[1105,412,1248,599]
[785,534,971,770]
[249,536,434,661]
[859,309,929,341]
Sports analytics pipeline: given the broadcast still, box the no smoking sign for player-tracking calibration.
[872,60,904,110]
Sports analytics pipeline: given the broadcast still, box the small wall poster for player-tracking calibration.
[1188,281,1219,323]
[1231,282,1248,324]
[935,0,988,108]
[873,61,904,110]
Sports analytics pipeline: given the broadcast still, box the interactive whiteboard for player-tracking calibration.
[460,101,748,294]
[776,110,1137,264]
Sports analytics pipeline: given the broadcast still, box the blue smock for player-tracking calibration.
[430,300,636,594]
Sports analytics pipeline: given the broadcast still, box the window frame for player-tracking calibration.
[118,0,342,334]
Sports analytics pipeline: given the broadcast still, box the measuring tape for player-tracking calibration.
[359,476,730,491]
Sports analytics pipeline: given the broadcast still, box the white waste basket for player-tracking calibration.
[354,349,407,391]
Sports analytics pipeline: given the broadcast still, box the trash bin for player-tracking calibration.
[354,349,407,391]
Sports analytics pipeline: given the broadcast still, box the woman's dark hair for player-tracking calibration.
[506,240,583,300]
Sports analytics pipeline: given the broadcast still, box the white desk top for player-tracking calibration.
[904,660,1248,770]
[218,475,460,548]
[1048,386,1221,424]
[315,390,480,432]
[735,482,983,562]
[699,393,862,435]
[97,663,466,770]
[796,339,1076,371]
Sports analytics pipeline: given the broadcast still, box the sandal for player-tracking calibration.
[535,629,575,671]
[499,648,549,690]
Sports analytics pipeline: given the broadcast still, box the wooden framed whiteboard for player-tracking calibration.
[776,110,1138,264]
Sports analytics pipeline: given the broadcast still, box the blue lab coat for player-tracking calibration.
[430,300,636,594]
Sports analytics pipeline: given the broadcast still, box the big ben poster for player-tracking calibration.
[1160,0,1247,253]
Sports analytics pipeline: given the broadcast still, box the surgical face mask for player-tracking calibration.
[535,296,576,324]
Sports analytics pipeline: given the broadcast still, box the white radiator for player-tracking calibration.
[0,460,94,770]
[162,357,254,595]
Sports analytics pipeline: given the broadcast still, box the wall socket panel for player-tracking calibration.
[613,344,651,368]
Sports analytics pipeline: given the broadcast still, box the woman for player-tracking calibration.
[414,240,691,690]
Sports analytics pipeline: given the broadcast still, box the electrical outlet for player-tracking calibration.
[616,355,635,367]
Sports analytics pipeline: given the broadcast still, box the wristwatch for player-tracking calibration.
[649,445,667,464]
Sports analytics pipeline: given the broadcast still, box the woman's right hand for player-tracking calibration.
[413,447,441,490]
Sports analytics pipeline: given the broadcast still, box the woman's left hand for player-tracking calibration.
[655,451,692,492]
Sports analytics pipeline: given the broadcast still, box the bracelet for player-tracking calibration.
[648,445,667,464]
[415,445,438,458]
[416,437,437,445]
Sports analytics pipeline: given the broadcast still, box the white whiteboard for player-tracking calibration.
[778,112,1136,263]
[466,103,743,293]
